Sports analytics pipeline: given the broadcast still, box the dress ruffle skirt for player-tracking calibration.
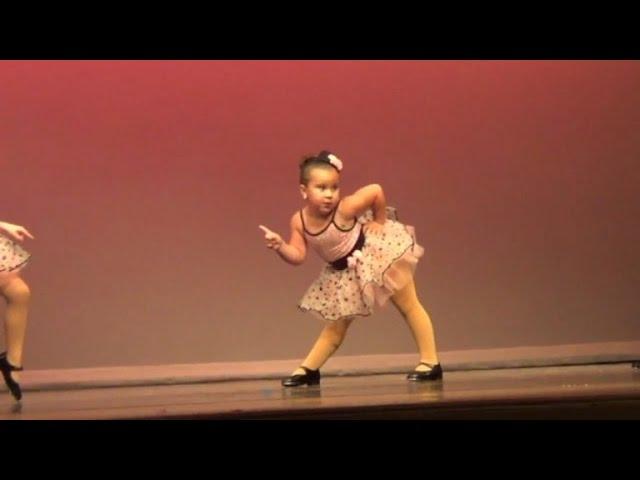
[0,233,31,281]
[298,207,424,322]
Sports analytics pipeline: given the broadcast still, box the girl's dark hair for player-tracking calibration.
[299,150,338,185]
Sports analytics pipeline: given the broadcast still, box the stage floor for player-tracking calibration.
[2,363,639,420]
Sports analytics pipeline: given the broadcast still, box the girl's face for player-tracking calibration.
[300,167,340,215]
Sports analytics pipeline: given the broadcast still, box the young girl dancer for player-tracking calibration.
[0,220,33,401]
[259,151,441,387]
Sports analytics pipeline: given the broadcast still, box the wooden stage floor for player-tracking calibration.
[2,363,639,420]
